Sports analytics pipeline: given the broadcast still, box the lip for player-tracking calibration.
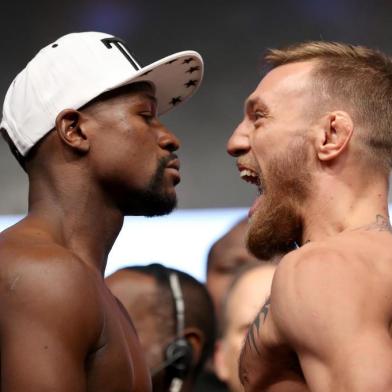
[165,158,181,185]
[237,162,258,174]
[166,158,180,171]
[237,162,259,182]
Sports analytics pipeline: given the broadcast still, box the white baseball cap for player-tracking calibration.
[1,31,204,156]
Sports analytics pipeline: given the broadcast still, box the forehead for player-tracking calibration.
[108,270,158,305]
[210,224,247,261]
[82,81,157,114]
[247,61,316,112]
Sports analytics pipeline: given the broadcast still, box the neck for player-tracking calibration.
[301,169,390,244]
[27,168,124,275]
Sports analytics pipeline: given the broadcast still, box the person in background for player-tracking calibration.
[106,263,216,392]
[200,218,283,392]
[206,218,261,323]
[214,263,277,392]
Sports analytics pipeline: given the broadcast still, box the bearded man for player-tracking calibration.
[227,41,392,391]
[0,31,203,391]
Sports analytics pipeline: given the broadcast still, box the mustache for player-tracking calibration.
[161,153,178,166]
[154,154,179,176]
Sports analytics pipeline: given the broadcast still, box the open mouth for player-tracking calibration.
[238,165,265,217]
[239,168,263,195]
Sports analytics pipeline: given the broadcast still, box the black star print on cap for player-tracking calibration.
[165,59,178,65]
[183,58,194,64]
[170,96,182,106]
[185,80,198,88]
[186,66,200,74]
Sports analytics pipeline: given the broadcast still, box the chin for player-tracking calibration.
[121,192,177,217]
[247,194,301,260]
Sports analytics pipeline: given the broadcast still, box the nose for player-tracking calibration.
[158,124,180,153]
[227,120,251,157]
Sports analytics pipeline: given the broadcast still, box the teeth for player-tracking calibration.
[240,170,257,178]
[239,169,264,194]
[240,169,260,186]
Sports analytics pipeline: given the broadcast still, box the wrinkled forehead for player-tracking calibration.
[247,61,316,112]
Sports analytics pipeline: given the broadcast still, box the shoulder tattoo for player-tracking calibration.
[244,297,271,357]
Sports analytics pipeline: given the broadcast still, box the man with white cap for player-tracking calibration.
[0,32,203,391]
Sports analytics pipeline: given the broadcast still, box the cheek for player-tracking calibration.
[250,130,264,155]
[92,138,160,188]
[207,275,233,313]
[92,119,158,165]
[250,129,272,171]
[138,329,165,369]
[251,120,293,153]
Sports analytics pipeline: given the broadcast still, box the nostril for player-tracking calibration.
[160,134,180,152]
[158,125,180,152]
[165,141,179,153]
[227,141,247,157]
[228,147,245,157]
[227,133,250,157]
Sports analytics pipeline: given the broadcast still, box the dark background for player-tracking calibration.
[1,0,392,214]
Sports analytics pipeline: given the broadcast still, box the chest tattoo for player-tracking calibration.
[360,214,392,232]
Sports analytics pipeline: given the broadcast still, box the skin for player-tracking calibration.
[206,219,261,322]
[106,270,176,391]
[214,264,276,392]
[106,269,204,392]
[227,61,392,391]
[0,83,181,391]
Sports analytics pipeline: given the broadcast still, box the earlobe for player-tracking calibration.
[55,109,90,154]
[317,111,354,162]
[183,328,203,365]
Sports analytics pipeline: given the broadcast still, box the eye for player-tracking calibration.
[253,111,266,122]
[139,111,156,124]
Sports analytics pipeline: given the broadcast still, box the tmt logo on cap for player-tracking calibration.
[1,31,204,156]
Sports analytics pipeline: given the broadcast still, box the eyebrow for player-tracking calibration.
[144,93,158,105]
[244,97,270,115]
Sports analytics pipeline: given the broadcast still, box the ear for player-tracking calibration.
[213,339,229,382]
[183,327,204,366]
[55,109,90,154]
[315,111,354,162]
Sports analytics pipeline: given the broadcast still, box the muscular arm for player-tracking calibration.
[240,295,307,392]
[270,248,392,392]
[0,252,102,391]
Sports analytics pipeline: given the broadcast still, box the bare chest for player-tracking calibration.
[86,292,151,392]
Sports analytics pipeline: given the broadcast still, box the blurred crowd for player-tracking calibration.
[105,217,283,392]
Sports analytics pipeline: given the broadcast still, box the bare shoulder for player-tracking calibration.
[271,241,389,348]
[0,224,96,288]
[274,233,391,294]
[0,224,103,337]
[274,240,370,293]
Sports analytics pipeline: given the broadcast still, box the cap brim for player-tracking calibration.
[111,51,203,115]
